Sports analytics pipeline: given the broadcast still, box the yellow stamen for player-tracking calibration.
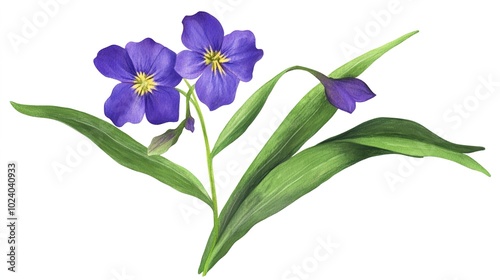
[132,72,157,96]
[203,47,230,75]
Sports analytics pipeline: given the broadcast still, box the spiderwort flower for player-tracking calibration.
[308,69,375,113]
[94,38,182,127]
[175,11,264,110]
[322,77,375,113]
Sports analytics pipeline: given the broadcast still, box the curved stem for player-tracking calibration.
[175,87,196,107]
[179,82,220,275]
[192,95,218,217]
[187,85,220,269]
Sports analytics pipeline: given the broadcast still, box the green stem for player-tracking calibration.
[175,87,196,107]
[192,95,218,219]
[184,84,219,275]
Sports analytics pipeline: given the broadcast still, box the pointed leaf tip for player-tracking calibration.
[11,102,213,207]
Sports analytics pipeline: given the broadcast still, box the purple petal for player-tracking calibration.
[125,38,180,87]
[181,11,224,53]
[222,30,263,82]
[185,116,195,132]
[94,45,135,82]
[336,78,376,102]
[104,83,145,126]
[322,77,376,113]
[175,50,207,79]
[196,68,239,111]
[144,86,180,124]
[147,47,182,87]
[125,38,164,73]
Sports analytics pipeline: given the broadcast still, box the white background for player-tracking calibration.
[1,0,499,279]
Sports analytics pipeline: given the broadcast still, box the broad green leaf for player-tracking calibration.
[11,102,213,207]
[202,118,489,271]
[199,30,419,273]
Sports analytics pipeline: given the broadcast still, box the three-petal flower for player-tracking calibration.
[175,11,264,110]
[94,38,182,127]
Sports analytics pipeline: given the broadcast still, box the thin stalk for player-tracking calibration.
[183,84,220,275]
[191,95,218,225]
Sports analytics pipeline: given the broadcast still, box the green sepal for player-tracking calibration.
[147,120,186,156]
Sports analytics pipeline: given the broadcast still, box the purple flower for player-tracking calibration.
[321,77,375,113]
[175,11,263,110]
[308,69,375,113]
[94,38,182,127]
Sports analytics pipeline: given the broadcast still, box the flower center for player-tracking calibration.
[132,72,157,96]
[203,48,230,75]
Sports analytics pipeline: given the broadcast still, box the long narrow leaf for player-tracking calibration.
[326,118,490,175]
[11,102,213,207]
[202,118,489,270]
[199,31,419,273]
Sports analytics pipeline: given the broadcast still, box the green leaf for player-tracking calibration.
[212,67,290,157]
[148,120,186,156]
[325,117,490,176]
[202,118,489,271]
[11,102,213,207]
[199,31,419,273]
